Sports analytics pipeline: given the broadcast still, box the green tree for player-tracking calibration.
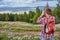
[23,12,28,22]
[5,13,9,21]
[51,8,57,17]
[18,14,21,21]
[9,13,14,21]
[28,11,35,23]
[33,7,41,23]
[19,14,24,21]
[2,14,5,21]
[56,2,60,20]
[14,14,18,21]
[0,14,2,21]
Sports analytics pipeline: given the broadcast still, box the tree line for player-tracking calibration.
[0,11,35,23]
[0,2,60,24]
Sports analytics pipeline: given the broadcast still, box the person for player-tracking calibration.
[37,8,55,40]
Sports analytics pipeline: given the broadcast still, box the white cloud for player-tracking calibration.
[3,0,36,3]
[30,1,58,7]
[9,3,28,7]
[0,4,7,7]
[0,0,58,7]
[3,0,12,2]
[48,1,58,7]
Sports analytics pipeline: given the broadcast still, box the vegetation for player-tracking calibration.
[0,11,35,23]
[0,34,60,40]
[0,2,60,24]
[32,7,41,23]
[0,21,59,40]
[0,22,59,32]
[0,1,60,40]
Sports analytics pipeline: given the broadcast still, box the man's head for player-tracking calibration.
[45,8,51,15]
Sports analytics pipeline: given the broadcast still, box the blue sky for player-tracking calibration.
[0,0,58,7]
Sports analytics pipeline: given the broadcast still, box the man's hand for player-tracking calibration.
[39,11,45,18]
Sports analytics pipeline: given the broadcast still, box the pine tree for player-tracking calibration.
[44,3,49,9]
[9,13,14,21]
[56,1,60,20]
[14,14,18,21]
[5,13,9,21]
[23,12,28,22]
[51,8,57,17]
[54,1,60,23]
[33,7,41,23]
[0,14,2,21]
[29,11,35,23]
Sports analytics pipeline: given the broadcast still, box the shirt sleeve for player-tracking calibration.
[50,16,55,22]
[37,17,45,24]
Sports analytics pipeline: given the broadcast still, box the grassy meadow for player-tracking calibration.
[0,21,60,40]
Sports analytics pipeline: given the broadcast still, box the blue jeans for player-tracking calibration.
[40,36,54,40]
[40,33,54,40]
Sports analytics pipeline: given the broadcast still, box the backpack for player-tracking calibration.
[44,16,55,34]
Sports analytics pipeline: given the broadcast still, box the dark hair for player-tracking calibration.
[45,8,51,15]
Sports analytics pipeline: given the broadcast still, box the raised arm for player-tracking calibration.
[39,11,45,18]
[37,11,45,24]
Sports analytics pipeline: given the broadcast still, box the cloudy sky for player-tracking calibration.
[0,0,58,7]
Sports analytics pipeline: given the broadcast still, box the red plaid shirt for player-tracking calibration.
[37,15,55,34]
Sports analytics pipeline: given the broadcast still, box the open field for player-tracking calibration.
[0,21,60,40]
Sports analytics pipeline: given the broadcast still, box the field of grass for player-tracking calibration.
[0,21,60,32]
[0,34,60,40]
[0,22,41,32]
[0,21,60,40]
[0,34,40,40]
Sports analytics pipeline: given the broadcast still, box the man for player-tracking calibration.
[37,8,55,40]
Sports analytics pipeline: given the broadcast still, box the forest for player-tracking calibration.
[0,2,60,24]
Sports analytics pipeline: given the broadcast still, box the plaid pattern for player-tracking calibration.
[37,15,55,25]
[37,17,45,24]
[37,15,55,39]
